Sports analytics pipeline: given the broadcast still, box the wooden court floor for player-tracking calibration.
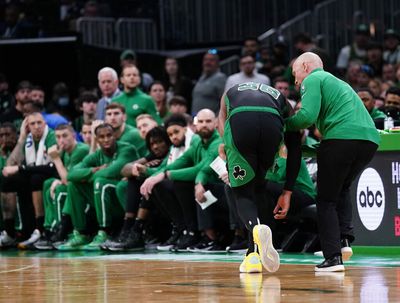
[0,252,399,302]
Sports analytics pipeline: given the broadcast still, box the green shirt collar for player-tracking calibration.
[310,68,324,74]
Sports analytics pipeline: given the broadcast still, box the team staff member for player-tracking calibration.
[218,82,301,273]
[112,64,161,127]
[286,52,380,272]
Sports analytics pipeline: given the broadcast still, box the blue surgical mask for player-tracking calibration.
[58,97,69,107]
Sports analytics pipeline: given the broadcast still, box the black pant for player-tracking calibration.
[317,139,378,259]
[230,112,283,231]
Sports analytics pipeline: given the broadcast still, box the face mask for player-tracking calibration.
[58,97,69,107]
[384,106,400,119]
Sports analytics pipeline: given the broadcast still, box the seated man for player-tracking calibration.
[35,124,89,250]
[357,88,386,129]
[103,126,171,251]
[56,124,139,251]
[1,112,58,249]
[141,109,230,252]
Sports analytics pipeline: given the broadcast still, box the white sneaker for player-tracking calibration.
[0,230,16,248]
[253,225,280,272]
[18,229,41,250]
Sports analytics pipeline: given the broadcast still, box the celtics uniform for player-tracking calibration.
[65,142,139,231]
[224,82,300,189]
[118,124,147,157]
[112,88,161,127]
[42,142,89,231]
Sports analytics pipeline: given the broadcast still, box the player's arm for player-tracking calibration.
[218,94,227,137]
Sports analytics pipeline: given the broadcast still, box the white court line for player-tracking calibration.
[0,265,36,274]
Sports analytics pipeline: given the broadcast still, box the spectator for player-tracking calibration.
[384,86,400,120]
[80,121,92,145]
[0,3,38,38]
[336,24,370,76]
[149,81,170,119]
[0,80,31,130]
[382,63,397,83]
[224,55,271,92]
[0,73,14,115]
[383,29,400,65]
[357,65,374,89]
[169,96,188,115]
[242,37,263,70]
[365,42,383,77]
[73,91,98,134]
[293,32,334,73]
[162,57,193,109]
[191,50,226,115]
[274,77,296,108]
[368,78,383,98]
[357,88,386,129]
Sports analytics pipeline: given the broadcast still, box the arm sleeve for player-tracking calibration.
[283,131,302,191]
[94,146,139,180]
[285,76,322,131]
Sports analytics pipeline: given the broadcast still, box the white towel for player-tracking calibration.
[25,125,50,166]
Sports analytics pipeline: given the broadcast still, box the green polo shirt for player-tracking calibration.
[112,88,161,127]
[285,68,380,145]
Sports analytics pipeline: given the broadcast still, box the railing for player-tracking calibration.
[220,55,240,76]
[115,18,158,50]
[76,17,115,48]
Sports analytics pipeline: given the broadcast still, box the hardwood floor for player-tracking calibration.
[0,255,399,302]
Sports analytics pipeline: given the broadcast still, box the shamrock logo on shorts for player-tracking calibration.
[233,165,246,180]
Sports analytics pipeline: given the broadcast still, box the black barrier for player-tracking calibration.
[351,151,400,246]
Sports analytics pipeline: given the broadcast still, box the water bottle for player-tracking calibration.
[384,116,394,130]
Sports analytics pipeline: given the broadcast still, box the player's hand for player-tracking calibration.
[50,179,63,199]
[273,190,292,220]
[132,163,146,177]
[218,143,226,161]
[19,118,29,141]
[140,173,165,200]
[48,145,60,159]
[219,172,230,185]
[146,159,161,167]
[2,165,19,177]
[91,120,104,137]
[195,183,206,203]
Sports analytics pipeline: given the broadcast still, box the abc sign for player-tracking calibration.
[356,168,385,231]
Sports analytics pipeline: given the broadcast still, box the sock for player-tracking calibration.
[4,218,15,238]
[36,216,45,232]
[122,217,135,231]
[133,218,145,233]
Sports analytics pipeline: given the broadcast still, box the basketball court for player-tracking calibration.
[0,248,399,302]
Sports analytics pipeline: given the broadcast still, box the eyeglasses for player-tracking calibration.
[207,48,218,55]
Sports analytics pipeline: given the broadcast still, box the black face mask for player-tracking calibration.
[384,106,400,119]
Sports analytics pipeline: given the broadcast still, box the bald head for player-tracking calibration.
[292,52,324,86]
[197,108,216,120]
[196,108,217,139]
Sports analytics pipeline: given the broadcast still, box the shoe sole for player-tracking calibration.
[253,225,280,273]
[239,253,262,273]
[315,264,345,272]
[107,247,144,252]
[341,247,353,261]
[157,245,174,251]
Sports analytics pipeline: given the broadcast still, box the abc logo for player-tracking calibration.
[356,168,385,231]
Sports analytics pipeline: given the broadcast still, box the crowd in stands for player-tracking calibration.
[0,18,399,254]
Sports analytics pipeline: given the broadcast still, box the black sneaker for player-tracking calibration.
[172,230,199,252]
[315,255,345,272]
[107,230,145,252]
[100,227,130,251]
[341,238,353,261]
[157,227,181,251]
[226,235,248,253]
[188,235,226,253]
[34,232,54,250]
[143,230,160,249]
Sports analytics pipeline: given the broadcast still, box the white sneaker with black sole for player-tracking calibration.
[18,229,41,250]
